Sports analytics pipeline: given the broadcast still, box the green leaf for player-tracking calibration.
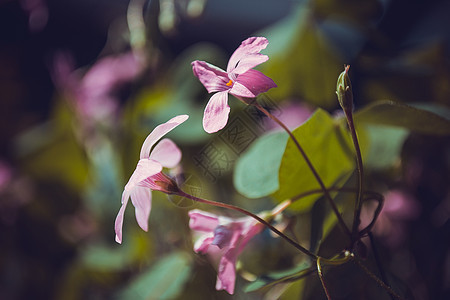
[274,109,355,211]
[361,125,409,169]
[118,251,192,300]
[279,280,306,300]
[14,103,89,189]
[244,261,312,292]
[234,131,289,198]
[259,6,342,108]
[354,100,450,135]
[310,198,326,254]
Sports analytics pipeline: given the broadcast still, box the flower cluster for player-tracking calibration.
[115,37,277,294]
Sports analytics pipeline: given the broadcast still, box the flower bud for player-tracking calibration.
[336,65,353,113]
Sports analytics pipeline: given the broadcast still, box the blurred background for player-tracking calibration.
[0,0,449,299]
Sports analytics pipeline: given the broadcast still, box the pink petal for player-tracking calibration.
[227,37,269,75]
[149,138,182,168]
[203,91,230,133]
[229,54,268,80]
[130,186,152,232]
[192,60,230,93]
[82,52,141,97]
[188,209,220,232]
[237,222,263,254]
[216,247,238,294]
[124,159,163,192]
[193,235,215,253]
[140,115,189,159]
[230,69,277,98]
[115,190,131,244]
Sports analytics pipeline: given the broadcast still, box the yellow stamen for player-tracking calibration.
[226,79,233,87]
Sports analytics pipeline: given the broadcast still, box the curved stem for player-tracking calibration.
[178,190,317,259]
[252,101,351,239]
[344,111,364,245]
[358,193,384,237]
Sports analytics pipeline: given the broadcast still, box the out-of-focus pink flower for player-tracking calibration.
[192,37,277,133]
[115,115,189,244]
[0,161,12,192]
[188,209,263,294]
[52,51,143,125]
[360,189,420,248]
[20,0,48,32]
[0,160,33,225]
[263,101,313,131]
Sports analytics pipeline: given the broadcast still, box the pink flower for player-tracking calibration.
[115,115,189,244]
[188,209,264,294]
[192,37,277,133]
[52,51,143,125]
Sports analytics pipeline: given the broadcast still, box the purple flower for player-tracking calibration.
[192,37,277,133]
[188,209,263,294]
[115,115,189,244]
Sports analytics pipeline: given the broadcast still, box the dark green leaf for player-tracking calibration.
[310,198,326,254]
[354,100,450,135]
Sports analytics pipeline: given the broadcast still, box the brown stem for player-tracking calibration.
[352,256,404,300]
[317,257,332,300]
[358,192,384,237]
[252,101,352,239]
[178,190,317,259]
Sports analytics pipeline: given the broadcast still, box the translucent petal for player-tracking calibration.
[140,115,189,159]
[227,37,269,74]
[124,159,162,192]
[149,138,182,168]
[130,186,152,232]
[203,91,230,133]
[114,190,131,244]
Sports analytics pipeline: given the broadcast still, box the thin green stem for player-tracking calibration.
[252,101,351,239]
[177,190,317,259]
[344,110,365,245]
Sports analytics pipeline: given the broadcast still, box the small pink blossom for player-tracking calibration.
[192,37,277,133]
[115,115,189,244]
[188,209,263,294]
